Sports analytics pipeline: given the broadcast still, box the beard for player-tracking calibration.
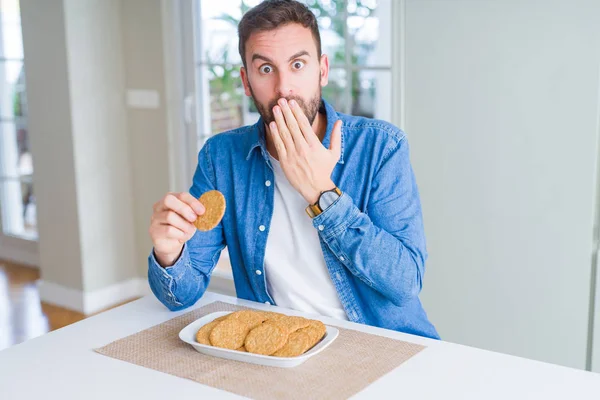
[248,83,322,127]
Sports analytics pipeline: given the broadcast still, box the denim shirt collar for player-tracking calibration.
[245,98,345,165]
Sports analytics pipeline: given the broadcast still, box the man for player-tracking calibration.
[148,0,439,339]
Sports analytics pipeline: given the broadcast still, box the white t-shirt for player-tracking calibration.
[263,155,348,320]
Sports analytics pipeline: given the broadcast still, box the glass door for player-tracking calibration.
[0,0,37,265]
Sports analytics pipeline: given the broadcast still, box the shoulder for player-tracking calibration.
[336,112,408,157]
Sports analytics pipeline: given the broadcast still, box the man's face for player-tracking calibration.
[240,23,329,126]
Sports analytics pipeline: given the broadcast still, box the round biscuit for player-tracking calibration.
[300,320,327,349]
[244,322,288,355]
[264,314,310,335]
[272,330,312,357]
[195,320,220,345]
[227,310,267,325]
[194,190,226,231]
[209,318,249,349]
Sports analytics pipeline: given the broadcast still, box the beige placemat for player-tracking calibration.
[94,301,426,399]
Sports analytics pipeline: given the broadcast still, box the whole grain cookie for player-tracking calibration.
[227,310,268,324]
[195,314,232,344]
[214,314,230,322]
[194,190,226,231]
[209,311,266,350]
[272,330,312,357]
[300,320,327,348]
[268,315,310,335]
[195,320,221,345]
[209,318,248,349]
[244,322,288,355]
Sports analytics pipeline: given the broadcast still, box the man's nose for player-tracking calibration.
[275,71,294,98]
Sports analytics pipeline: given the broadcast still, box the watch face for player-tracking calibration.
[318,190,340,210]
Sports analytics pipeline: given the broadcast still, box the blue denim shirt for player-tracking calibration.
[148,99,440,339]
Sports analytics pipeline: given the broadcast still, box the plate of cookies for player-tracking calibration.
[179,309,339,368]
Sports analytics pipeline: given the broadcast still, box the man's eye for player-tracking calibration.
[259,65,273,74]
[292,60,305,70]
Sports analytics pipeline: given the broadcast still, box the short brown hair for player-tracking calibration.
[238,0,322,68]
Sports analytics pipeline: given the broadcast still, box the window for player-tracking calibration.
[195,0,392,144]
[0,0,35,241]
[188,0,393,282]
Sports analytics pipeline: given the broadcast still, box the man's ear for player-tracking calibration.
[240,66,252,96]
[319,54,330,87]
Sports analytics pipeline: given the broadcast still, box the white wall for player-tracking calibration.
[19,0,164,313]
[404,0,600,370]
[63,0,137,292]
[20,0,84,290]
[121,0,171,278]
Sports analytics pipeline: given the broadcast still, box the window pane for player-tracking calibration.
[351,69,391,121]
[198,64,245,139]
[0,0,24,60]
[322,67,347,112]
[0,60,25,119]
[0,177,35,239]
[301,0,346,63]
[1,121,36,239]
[0,0,33,240]
[347,0,391,67]
[198,0,242,65]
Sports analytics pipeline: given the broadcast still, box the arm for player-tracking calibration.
[148,139,226,310]
[313,136,427,307]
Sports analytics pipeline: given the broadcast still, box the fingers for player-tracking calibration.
[277,98,308,151]
[329,120,343,158]
[159,210,197,237]
[178,192,206,215]
[159,192,200,223]
[288,99,320,147]
[272,104,295,152]
[153,223,187,242]
[269,121,288,160]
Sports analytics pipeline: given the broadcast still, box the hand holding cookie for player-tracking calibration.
[150,192,206,266]
[150,190,226,267]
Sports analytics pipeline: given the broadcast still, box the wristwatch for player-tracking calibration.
[305,187,343,218]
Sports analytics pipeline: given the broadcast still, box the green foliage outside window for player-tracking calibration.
[206,0,378,131]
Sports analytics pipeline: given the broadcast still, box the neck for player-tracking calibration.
[266,111,326,160]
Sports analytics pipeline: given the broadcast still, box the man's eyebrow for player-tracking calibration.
[287,50,310,62]
[251,53,273,63]
[251,50,310,64]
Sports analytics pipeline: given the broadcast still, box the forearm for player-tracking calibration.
[148,243,213,310]
[313,192,426,307]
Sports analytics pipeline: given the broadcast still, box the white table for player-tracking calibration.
[1,292,599,399]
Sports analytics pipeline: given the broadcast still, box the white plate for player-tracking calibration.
[179,311,339,368]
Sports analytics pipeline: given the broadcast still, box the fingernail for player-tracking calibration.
[289,100,296,107]
[279,98,287,106]
[188,213,197,221]
[270,122,276,130]
[273,106,280,114]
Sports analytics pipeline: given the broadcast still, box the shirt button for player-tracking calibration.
[265,301,271,305]
[259,225,265,232]
[318,225,324,231]
[340,256,345,261]
[255,270,262,275]
[265,180,272,187]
